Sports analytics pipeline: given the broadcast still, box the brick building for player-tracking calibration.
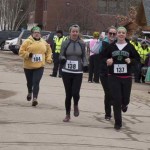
[28,0,141,33]
[28,0,99,33]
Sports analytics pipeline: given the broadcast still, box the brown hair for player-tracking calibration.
[69,24,80,32]
[106,26,117,33]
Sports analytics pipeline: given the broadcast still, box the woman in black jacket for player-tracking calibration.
[104,26,140,130]
[99,26,117,121]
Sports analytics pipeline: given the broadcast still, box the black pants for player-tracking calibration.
[108,75,132,126]
[100,74,111,117]
[133,62,141,82]
[62,72,83,115]
[52,53,62,76]
[139,64,145,83]
[88,54,100,82]
[24,67,44,99]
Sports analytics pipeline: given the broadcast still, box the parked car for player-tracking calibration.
[137,38,150,45]
[5,37,22,53]
[7,30,51,54]
[142,31,150,37]
[4,38,18,51]
[82,35,93,44]
[0,30,21,50]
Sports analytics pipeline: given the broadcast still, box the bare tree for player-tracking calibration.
[0,0,35,31]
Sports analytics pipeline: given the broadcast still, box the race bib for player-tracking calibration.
[114,64,127,73]
[32,54,43,62]
[66,60,78,70]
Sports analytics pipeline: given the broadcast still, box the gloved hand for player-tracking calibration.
[60,58,66,65]
[83,66,88,72]
[29,53,33,58]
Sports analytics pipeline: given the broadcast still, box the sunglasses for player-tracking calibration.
[109,32,116,36]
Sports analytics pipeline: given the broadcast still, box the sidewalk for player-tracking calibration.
[0,51,150,150]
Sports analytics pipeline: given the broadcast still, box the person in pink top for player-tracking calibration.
[88,32,100,83]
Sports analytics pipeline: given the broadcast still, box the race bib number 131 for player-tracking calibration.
[114,64,127,73]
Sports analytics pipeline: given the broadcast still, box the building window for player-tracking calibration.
[97,0,124,15]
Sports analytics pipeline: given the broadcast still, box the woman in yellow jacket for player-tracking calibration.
[19,26,52,106]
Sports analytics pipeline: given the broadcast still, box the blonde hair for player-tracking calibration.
[93,32,100,38]
[117,26,127,32]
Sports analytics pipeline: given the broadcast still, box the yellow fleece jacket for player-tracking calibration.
[19,36,52,69]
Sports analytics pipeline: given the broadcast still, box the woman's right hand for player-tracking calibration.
[106,58,113,66]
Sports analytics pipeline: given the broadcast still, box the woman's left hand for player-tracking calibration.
[125,58,131,64]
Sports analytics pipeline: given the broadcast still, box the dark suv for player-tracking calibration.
[0,31,21,50]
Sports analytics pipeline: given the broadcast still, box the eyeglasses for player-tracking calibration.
[108,32,116,36]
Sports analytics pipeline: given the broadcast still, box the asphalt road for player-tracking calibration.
[0,51,150,150]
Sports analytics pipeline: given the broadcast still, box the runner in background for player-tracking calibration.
[104,26,140,130]
[19,26,52,107]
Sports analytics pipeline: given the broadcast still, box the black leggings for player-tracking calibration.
[88,54,100,82]
[24,67,44,99]
[100,74,111,117]
[62,72,83,115]
[108,75,132,126]
[52,53,62,76]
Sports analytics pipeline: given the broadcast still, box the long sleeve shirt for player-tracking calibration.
[60,39,88,73]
